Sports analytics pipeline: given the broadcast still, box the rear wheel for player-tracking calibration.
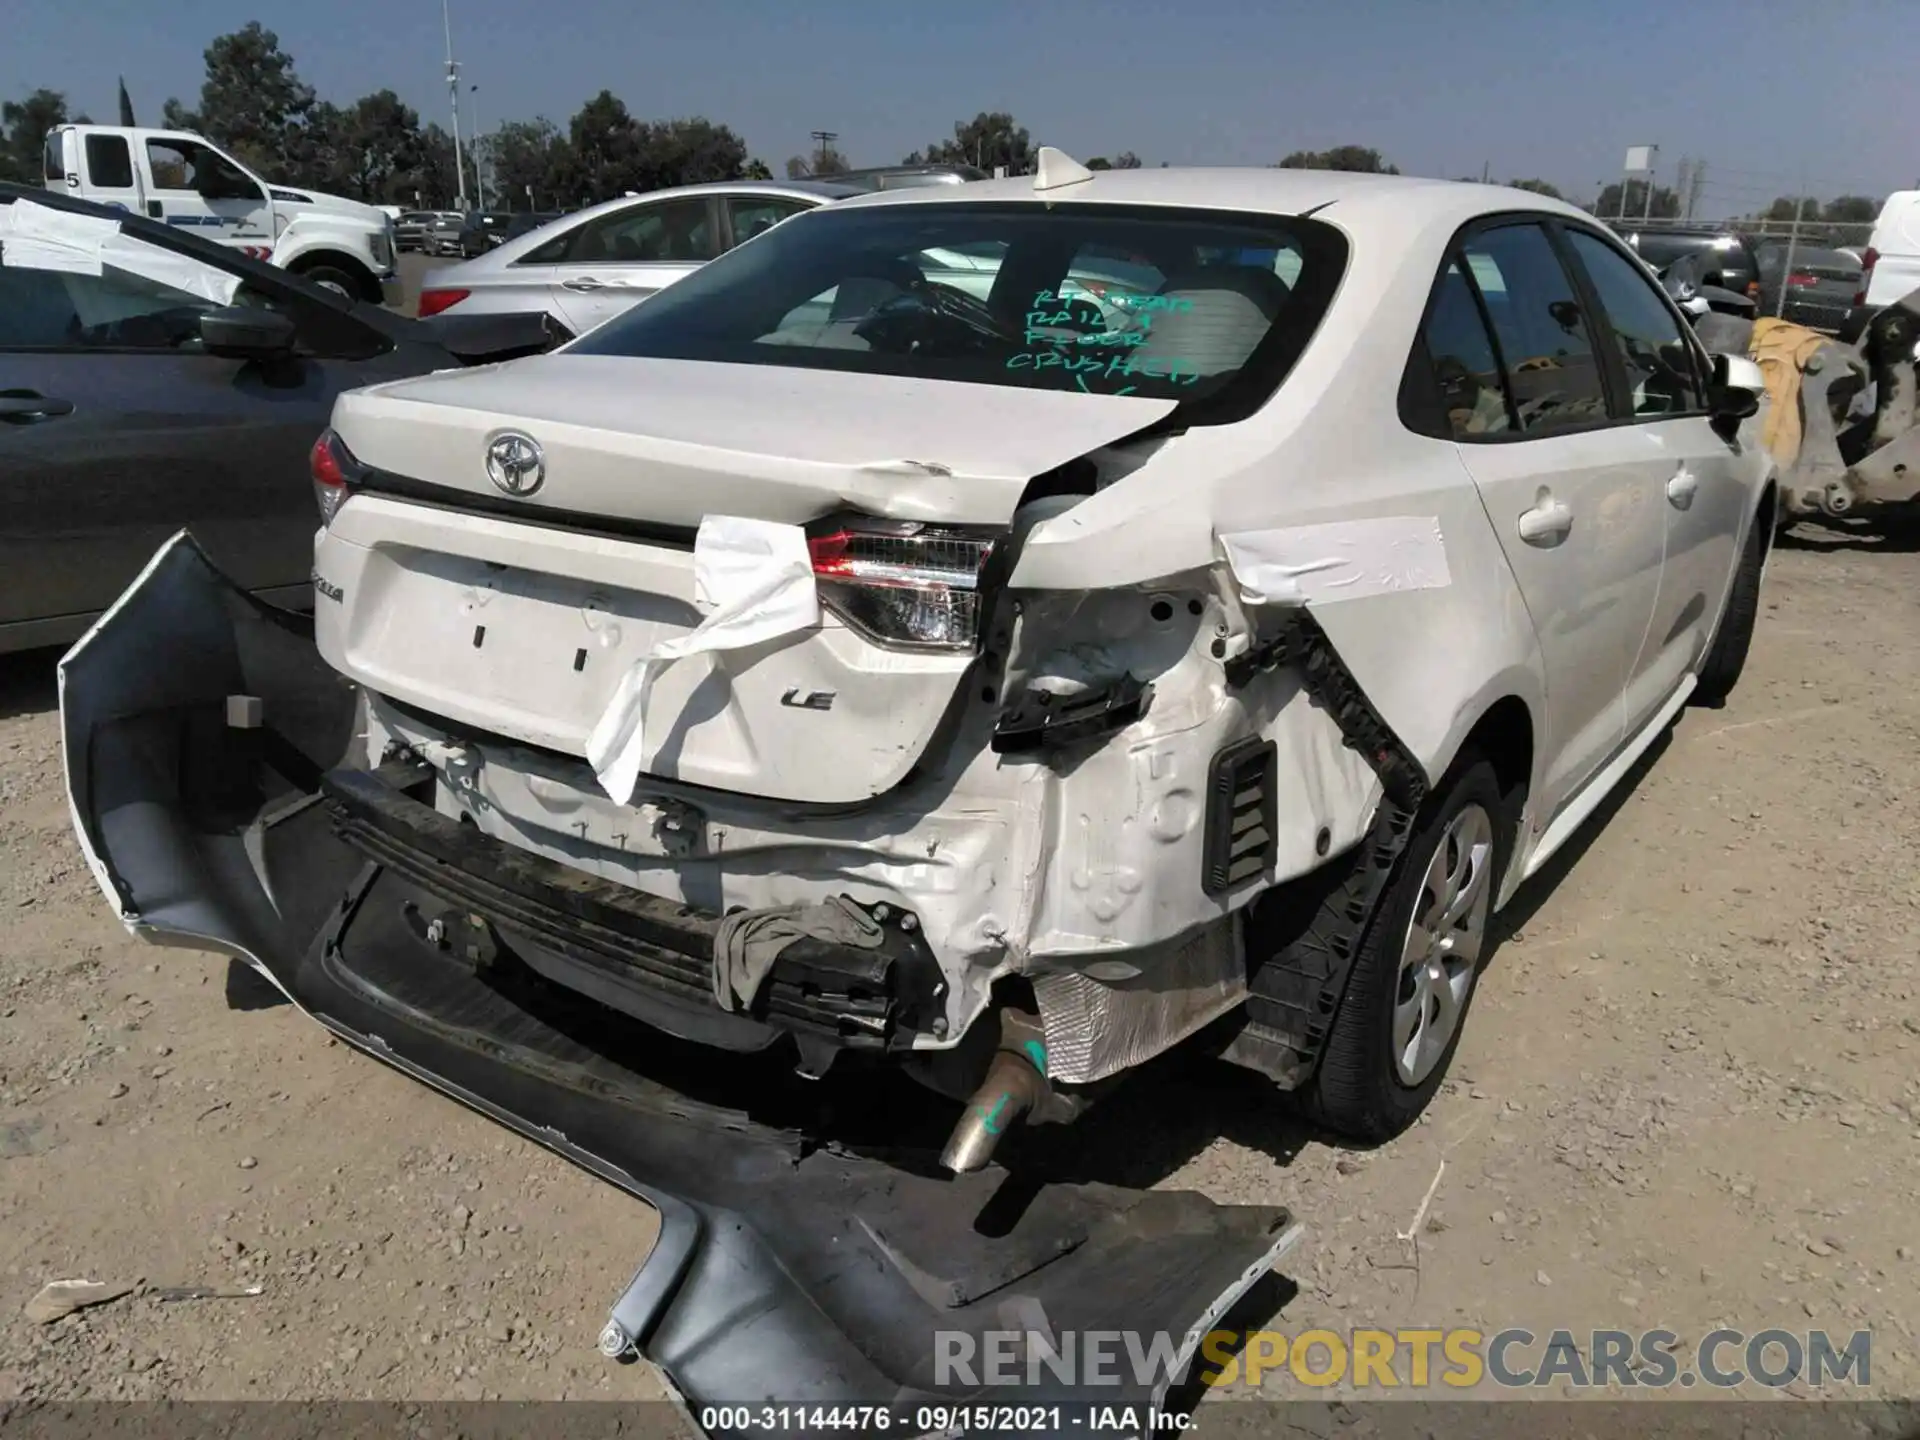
[1305,753,1509,1142]
[1693,508,1767,707]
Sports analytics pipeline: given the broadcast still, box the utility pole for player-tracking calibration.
[809,129,838,175]
[1480,160,1489,183]
[442,0,467,209]
[1640,144,1659,226]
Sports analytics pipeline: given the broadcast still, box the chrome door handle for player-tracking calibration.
[1517,497,1574,546]
[561,278,606,292]
[1666,469,1699,509]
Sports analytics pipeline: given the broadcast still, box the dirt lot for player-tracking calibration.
[2,523,1918,1409]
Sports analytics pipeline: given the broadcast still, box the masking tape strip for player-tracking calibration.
[1219,516,1450,606]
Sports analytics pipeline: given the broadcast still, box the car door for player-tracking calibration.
[0,221,398,643]
[141,136,275,253]
[1430,220,1670,818]
[79,133,142,217]
[549,195,721,333]
[1558,225,1757,724]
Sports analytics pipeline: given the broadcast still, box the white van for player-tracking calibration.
[1855,190,1920,322]
[44,124,400,305]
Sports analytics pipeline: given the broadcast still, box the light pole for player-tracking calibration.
[469,83,487,208]
[442,0,467,209]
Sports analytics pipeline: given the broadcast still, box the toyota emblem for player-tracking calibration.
[485,432,545,496]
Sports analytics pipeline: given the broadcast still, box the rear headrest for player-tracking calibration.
[1137,265,1291,377]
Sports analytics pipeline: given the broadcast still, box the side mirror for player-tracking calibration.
[1708,352,1764,437]
[199,305,297,360]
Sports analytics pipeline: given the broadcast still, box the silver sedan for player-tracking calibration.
[415,180,861,336]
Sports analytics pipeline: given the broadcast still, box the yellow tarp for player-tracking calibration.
[1749,316,1830,468]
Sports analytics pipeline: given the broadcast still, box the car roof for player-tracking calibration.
[817,166,1596,234]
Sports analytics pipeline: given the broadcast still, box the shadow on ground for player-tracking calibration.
[0,649,58,724]
[1776,514,1920,554]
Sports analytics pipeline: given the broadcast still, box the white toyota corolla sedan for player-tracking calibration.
[65,153,1774,1176]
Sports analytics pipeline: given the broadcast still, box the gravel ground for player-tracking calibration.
[1,520,1917,1409]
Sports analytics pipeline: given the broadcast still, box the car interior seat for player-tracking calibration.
[1137,265,1292,378]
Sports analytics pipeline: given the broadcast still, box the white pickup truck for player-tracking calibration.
[43,124,400,305]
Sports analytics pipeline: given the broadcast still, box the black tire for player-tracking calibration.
[1304,752,1512,1143]
[296,262,362,300]
[1693,509,1767,708]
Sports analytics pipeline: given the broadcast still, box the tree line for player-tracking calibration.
[0,39,1888,231]
[0,24,772,209]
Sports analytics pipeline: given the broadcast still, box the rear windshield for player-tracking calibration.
[1629,232,1748,272]
[569,200,1348,415]
[1758,244,1858,274]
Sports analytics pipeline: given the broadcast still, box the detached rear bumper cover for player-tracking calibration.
[61,532,1305,1429]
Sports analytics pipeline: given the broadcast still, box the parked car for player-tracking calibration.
[0,185,559,654]
[499,210,561,245]
[1618,225,1764,300]
[394,209,455,252]
[60,162,1772,1414]
[425,210,508,258]
[416,180,860,333]
[1753,241,1861,332]
[834,163,988,191]
[456,210,515,256]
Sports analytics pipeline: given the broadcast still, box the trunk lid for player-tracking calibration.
[333,353,1171,528]
[322,357,1175,805]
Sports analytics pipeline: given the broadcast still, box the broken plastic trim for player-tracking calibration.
[1222,607,1429,813]
[61,532,1314,1434]
[990,673,1154,755]
[1215,607,1431,1083]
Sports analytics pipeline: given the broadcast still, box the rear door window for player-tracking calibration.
[1456,223,1610,436]
[566,198,716,264]
[1416,259,1514,440]
[84,135,135,191]
[726,196,810,248]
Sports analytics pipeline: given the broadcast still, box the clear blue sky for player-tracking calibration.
[10,0,1918,210]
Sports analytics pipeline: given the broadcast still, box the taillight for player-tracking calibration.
[310,428,364,527]
[417,287,469,318]
[1855,247,1877,307]
[806,515,997,651]
[1746,280,1761,298]
[1788,272,1817,288]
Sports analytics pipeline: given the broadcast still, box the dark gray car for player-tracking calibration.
[1755,242,1861,332]
[0,184,559,654]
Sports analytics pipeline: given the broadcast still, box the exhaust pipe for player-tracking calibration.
[940,1007,1052,1174]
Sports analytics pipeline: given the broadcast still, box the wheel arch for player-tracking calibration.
[1421,683,1539,907]
[287,247,382,303]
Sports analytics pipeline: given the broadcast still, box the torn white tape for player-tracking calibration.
[586,516,820,805]
[0,199,116,276]
[2,199,240,304]
[99,235,242,305]
[1218,516,1451,606]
